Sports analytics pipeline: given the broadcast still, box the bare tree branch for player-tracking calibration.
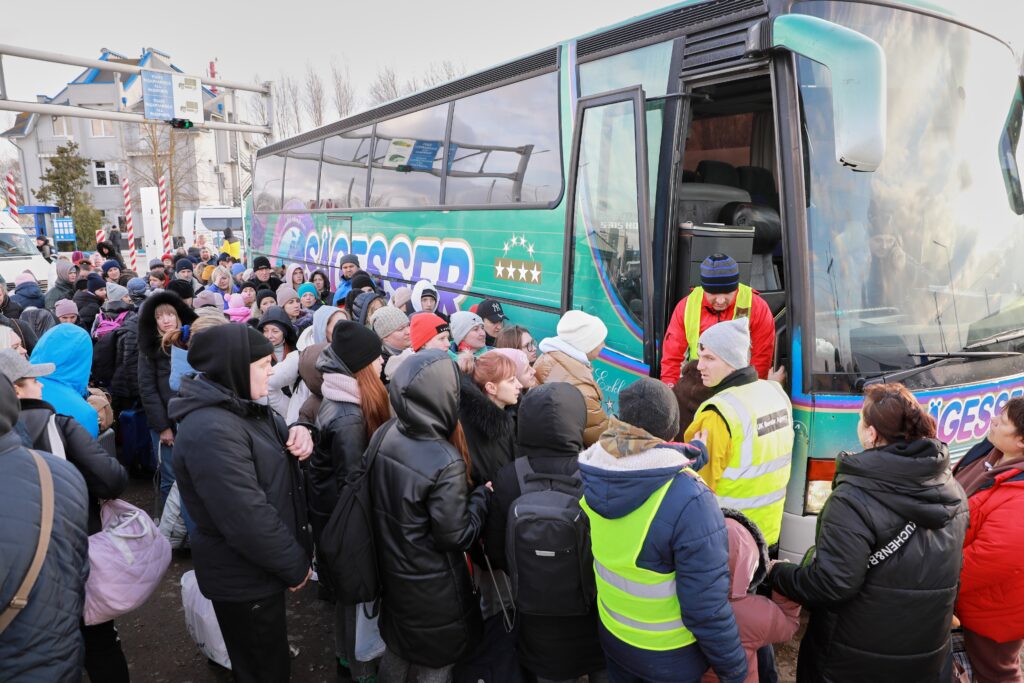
[304,63,327,129]
[421,60,466,87]
[367,65,412,106]
[329,59,357,119]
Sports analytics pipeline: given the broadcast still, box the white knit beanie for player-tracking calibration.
[698,318,751,370]
[557,310,608,355]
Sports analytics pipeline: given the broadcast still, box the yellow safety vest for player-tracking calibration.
[581,472,699,651]
[697,380,794,544]
[683,284,753,362]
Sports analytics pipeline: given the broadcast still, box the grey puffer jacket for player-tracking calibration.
[0,430,90,682]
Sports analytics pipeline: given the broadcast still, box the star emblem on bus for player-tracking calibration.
[495,233,542,284]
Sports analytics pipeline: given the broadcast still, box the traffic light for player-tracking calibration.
[169,118,194,130]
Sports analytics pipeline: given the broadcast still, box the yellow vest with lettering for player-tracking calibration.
[697,380,794,544]
[581,471,699,651]
[684,284,753,362]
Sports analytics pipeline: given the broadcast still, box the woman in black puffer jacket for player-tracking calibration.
[769,383,968,683]
[457,352,521,487]
[371,350,491,680]
[137,290,196,505]
[309,321,390,680]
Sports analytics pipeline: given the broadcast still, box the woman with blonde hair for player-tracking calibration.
[137,290,197,506]
[205,265,237,304]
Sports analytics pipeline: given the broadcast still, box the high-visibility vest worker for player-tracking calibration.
[581,471,700,651]
[684,317,794,545]
[660,253,776,383]
[694,379,793,544]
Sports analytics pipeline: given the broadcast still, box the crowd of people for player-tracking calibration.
[0,247,1021,683]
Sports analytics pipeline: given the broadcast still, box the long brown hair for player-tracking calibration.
[862,383,936,443]
[449,420,473,483]
[353,364,391,438]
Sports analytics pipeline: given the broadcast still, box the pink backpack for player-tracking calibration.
[84,498,171,625]
[93,311,129,339]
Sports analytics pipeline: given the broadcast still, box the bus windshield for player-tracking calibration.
[0,231,41,258]
[797,1,1024,391]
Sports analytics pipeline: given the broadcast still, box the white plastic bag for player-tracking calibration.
[354,602,385,662]
[180,570,232,669]
[158,482,188,550]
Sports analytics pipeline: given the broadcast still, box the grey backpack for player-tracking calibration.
[505,457,596,616]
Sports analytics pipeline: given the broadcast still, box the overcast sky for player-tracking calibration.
[1,0,1020,150]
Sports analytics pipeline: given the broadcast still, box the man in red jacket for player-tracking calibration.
[661,253,776,385]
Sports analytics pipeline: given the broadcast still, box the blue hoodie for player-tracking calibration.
[31,324,99,438]
[578,433,746,683]
[11,280,46,309]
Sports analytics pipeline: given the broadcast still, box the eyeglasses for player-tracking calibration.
[521,341,536,352]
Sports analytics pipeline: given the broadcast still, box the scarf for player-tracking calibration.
[322,372,361,404]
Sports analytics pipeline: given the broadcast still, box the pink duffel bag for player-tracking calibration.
[84,498,172,625]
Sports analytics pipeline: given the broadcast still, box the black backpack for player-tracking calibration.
[318,418,395,605]
[505,457,596,616]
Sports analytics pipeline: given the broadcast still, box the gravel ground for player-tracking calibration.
[112,473,801,683]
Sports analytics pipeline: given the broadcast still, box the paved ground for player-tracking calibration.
[113,473,801,683]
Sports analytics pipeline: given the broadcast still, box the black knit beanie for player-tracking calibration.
[189,324,274,398]
[349,271,375,291]
[253,255,272,271]
[255,289,278,309]
[330,320,381,374]
[166,279,194,300]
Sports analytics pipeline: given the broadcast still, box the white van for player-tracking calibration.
[0,212,52,290]
[180,206,245,260]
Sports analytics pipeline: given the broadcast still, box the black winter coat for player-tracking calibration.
[484,382,605,680]
[770,438,968,683]
[0,430,90,682]
[308,346,368,538]
[72,290,102,332]
[371,351,490,668]
[170,374,311,602]
[0,292,23,319]
[458,370,516,487]
[137,291,197,432]
[110,314,140,400]
[20,398,128,534]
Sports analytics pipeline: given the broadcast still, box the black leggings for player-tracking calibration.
[82,619,130,682]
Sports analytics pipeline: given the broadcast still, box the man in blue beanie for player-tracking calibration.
[661,253,776,385]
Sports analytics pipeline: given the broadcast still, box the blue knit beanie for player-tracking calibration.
[700,253,740,294]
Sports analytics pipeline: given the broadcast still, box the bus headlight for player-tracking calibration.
[804,458,838,515]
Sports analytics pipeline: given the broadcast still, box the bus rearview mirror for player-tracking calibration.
[747,14,887,172]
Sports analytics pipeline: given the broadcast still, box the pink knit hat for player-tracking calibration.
[55,299,78,318]
[14,271,35,286]
[228,293,246,308]
[487,348,529,378]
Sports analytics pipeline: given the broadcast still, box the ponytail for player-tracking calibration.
[449,421,473,484]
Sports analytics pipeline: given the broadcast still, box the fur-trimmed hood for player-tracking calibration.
[137,289,197,358]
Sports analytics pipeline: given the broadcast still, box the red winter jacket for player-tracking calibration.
[954,441,1024,643]
[660,289,775,384]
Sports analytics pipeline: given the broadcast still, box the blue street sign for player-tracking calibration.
[54,217,76,242]
[142,70,175,121]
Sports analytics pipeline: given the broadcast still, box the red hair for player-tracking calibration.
[449,420,472,483]
[354,364,391,439]
[458,352,516,391]
[862,383,936,443]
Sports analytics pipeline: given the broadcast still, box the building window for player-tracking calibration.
[53,117,72,137]
[93,161,120,187]
[90,119,115,137]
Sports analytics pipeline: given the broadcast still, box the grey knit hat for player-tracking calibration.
[105,282,129,302]
[371,305,410,340]
[698,318,751,371]
[617,377,680,441]
[450,311,483,346]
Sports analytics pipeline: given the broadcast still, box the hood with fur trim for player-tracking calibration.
[137,289,198,359]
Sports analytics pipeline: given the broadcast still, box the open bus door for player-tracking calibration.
[564,87,656,371]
